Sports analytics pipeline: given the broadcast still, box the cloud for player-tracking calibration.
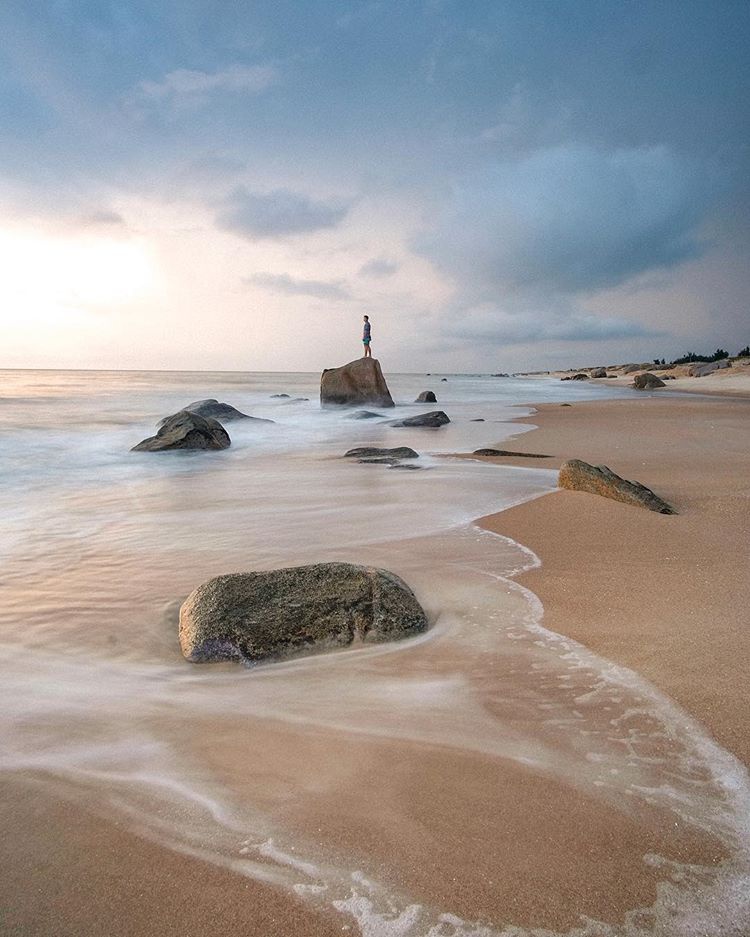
[443,302,656,346]
[139,64,277,104]
[247,272,351,300]
[79,210,125,227]
[217,187,349,239]
[416,145,717,298]
[359,256,399,278]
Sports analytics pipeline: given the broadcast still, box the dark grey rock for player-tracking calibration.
[389,411,450,428]
[344,446,419,459]
[158,399,273,425]
[179,562,428,664]
[590,367,607,378]
[473,448,551,458]
[347,410,384,420]
[270,393,290,398]
[133,410,230,452]
[415,391,437,403]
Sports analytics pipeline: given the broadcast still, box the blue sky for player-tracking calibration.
[0,0,748,371]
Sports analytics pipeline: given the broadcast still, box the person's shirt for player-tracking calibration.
[363,320,371,339]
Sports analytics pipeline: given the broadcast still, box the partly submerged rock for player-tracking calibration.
[561,373,589,381]
[415,390,437,403]
[270,393,290,398]
[344,446,419,459]
[633,372,666,390]
[320,358,395,408]
[158,399,273,425]
[558,459,676,514]
[389,411,450,428]
[346,410,384,420]
[473,448,550,458]
[132,410,230,452]
[179,562,428,664]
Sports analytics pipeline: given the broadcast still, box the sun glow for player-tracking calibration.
[0,229,158,328]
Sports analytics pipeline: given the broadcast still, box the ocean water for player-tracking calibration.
[0,369,748,936]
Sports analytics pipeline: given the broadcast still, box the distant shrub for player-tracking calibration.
[672,348,729,365]
[738,345,750,357]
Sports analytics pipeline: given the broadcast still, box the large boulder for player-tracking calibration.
[415,390,437,403]
[320,358,395,408]
[179,562,428,664]
[558,459,676,514]
[344,446,419,459]
[687,360,730,377]
[132,410,230,452]
[633,372,666,390]
[389,411,450,428]
[158,399,273,425]
[590,367,607,378]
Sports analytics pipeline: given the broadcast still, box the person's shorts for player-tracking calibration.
[363,338,371,344]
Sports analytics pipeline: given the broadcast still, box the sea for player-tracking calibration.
[0,369,748,936]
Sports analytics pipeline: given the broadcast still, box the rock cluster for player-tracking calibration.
[179,562,428,664]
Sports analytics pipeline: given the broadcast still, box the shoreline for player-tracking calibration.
[474,393,750,768]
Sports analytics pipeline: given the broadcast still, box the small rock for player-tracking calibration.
[590,367,607,378]
[179,563,428,664]
[441,378,448,382]
[558,459,675,514]
[344,447,419,459]
[622,364,641,374]
[415,391,437,403]
[389,411,450,428]
[470,418,485,422]
[473,448,550,458]
[560,403,572,407]
[346,410,384,420]
[270,393,290,398]
[358,457,401,465]
[132,410,230,452]
[390,463,422,470]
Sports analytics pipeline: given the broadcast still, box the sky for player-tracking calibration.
[0,0,748,373]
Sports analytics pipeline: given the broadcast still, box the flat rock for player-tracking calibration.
[389,410,450,428]
[473,448,550,458]
[470,418,485,422]
[633,372,666,389]
[559,459,676,514]
[132,410,230,452]
[344,446,419,459]
[346,410,384,420]
[415,391,437,403]
[687,360,731,377]
[179,562,428,664]
[320,358,395,408]
[158,399,273,425]
[358,457,401,465]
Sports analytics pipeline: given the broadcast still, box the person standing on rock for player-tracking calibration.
[362,315,372,358]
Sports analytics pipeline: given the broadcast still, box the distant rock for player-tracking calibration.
[558,459,676,514]
[390,463,422,470]
[416,390,437,403]
[441,378,448,382]
[158,399,273,425]
[473,448,550,458]
[344,446,419,459]
[491,373,509,377]
[179,562,428,664]
[346,410,384,419]
[470,418,485,422]
[358,457,401,465]
[132,410,230,452]
[320,358,395,408]
[561,373,589,381]
[687,360,731,377]
[633,372,666,390]
[389,411,450,428]
[270,393,290,398]
[590,367,607,378]
[560,403,572,407]
[622,364,641,374]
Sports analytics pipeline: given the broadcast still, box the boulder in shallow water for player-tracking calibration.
[389,411,450,428]
[179,562,428,664]
[346,410,384,420]
[132,410,230,452]
[320,358,395,408]
[415,390,437,403]
[158,399,273,425]
[632,372,666,390]
[344,446,419,459]
[473,448,550,458]
[558,459,676,514]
